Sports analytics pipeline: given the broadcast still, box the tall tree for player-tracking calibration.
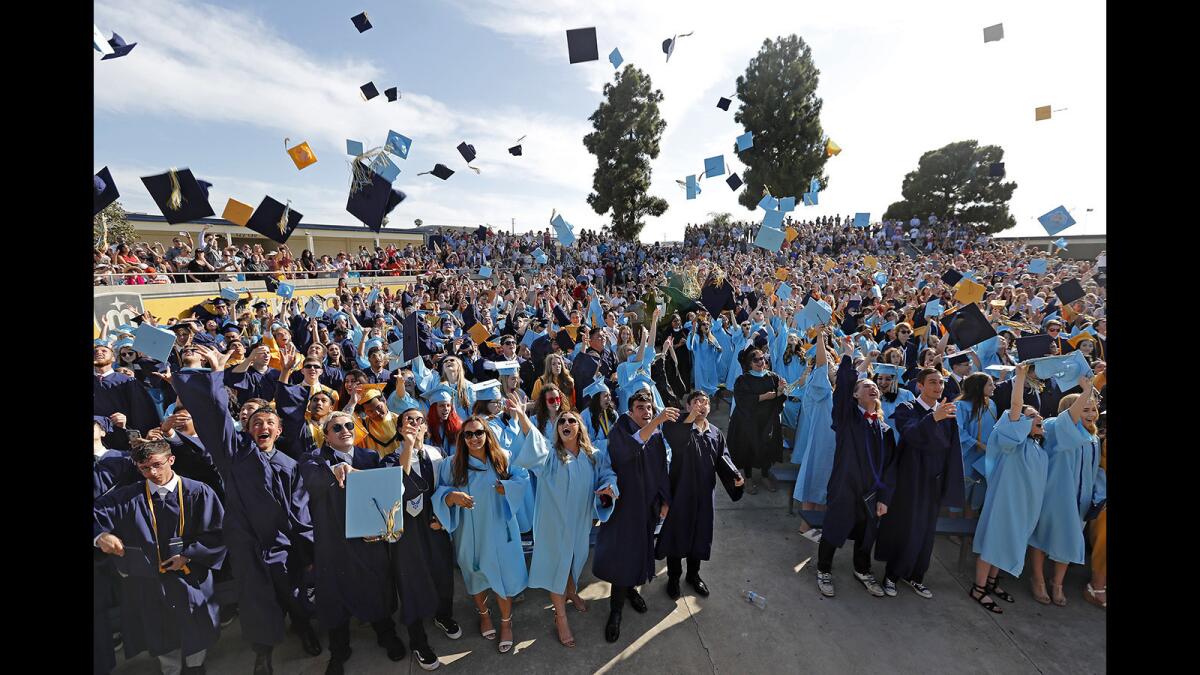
[883,140,1018,232]
[93,202,136,247]
[734,35,829,211]
[583,66,669,241]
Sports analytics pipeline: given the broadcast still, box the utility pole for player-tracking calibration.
[511,217,515,235]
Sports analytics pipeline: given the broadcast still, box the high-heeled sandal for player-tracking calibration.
[567,593,588,612]
[498,615,514,654]
[1050,583,1067,607]
[969,583,1003,614]
[1031,578,1051,605]
[553,609,575,648]
[477,607,496,640]
[986,574,1016,603]
[1084,584,1106,609]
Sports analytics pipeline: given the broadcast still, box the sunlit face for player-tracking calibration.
[436,401,453,420]
[749,351,767,372]
[365,396,388,420]
[273,328,291,348]
[984,378,996,397]
[854,379,881,407]
[369,350,388,370]
[248,411,282,450]
[136,452,176,486]
[544,389,563,411]
[918,373,945,399]
[401,410,425,431]
[1079,339,1094,354]
[306,344,326,360]
[462,421,488,450]
[238,401,262,427]
[598,391,613,409]
[324,415,356,446]
[631,399,656,428]
[1081,398,1099,426]
[687,394,710,419]
[93,345,114,367]
[442,358,460,380]
[308,392,334,418]
[549,356,564,374]
[1023,406,1045,436]
[556,413,581,443]
[250,346,271,367]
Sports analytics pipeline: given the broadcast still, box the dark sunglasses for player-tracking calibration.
[559,418,579,426]
[329,422,354,434]
[462,429,487,439]
[303,364,323,370]
[403,416,425,425]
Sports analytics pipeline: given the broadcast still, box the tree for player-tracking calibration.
[706,212,733,228]
[583,66,669,241]
[93,202,137,247]
[883,140,1018,233]
[734,35,829,211]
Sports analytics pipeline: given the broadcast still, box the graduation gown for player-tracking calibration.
[953,399,998,511]
[580,407,617,454]
[164,432,225,503]
[381,444,456,624]
[972,415,1048,576]
[93,477,226,659]
[93,449,133,675]
[687,332,723,396]
[655,420,742,561]
[874,399,965,581]
[174,370,316,647]
[593,414,671,587]
[821,356,898,550]
[1028,410,1105,564]
[727,371,785,471]
[793,365,836,502]
[224,367,282,407]
[94,371,161,436]
[488,415,536,534]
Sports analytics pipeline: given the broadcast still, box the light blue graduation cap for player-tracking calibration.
[220,287,241,302]
[330,311,350,325]
[802,192,818,206]
[113,337,135,350]
[370,153,401,182]
[609,47,623,68]
[798,298,833,329]
[925,298,943,317]
[389,395,421,417]
[1029,351,1092,391]
[385,130,412,159]
[804,343,818,359]
[754,224,786,251]
[552,213,577,246]
[984,364,1017,380]
[779,196,796,213]
[422,383,455,404]
[582,375,610,399]
[132,323,176,363]
[1041,312,1060,326]
[1028,258,1048,275]
[810,178,821,194]
[344,466,407,539]
[757,194,779,210]
[686,174,701,199]
[493,360,521,377]
[472,379,503,401]
[703,155,725,178]
[1053,237,1069,249]
[762,208,785,230]
[873,271,888,285]
[387,337,405,357]
[479,266,493,279]
[854,212,870,228]
[736,131,754,152]
[621,372,657,397]
[776,281,793,301]
[880,320,897,333]
[364,338,384,352]
[346,139,364,156]
[870,285,882,299]
[115,324,137,335]
[872,363,904,377]
[521,329,546,348]
[366,287,381,306]
[531,247,548,264]
[275,282,294,299]
[1037,205,1076,236]
[865,315,880,327]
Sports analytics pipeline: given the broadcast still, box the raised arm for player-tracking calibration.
[174,348,240,470]
[1008,363,1028,421]
[1067,374,1095,425]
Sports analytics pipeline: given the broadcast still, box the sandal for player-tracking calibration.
[567,592,588,613]
[477,608,496,640]
[1031,578,1051,605]
[1050,583,1067,607]
[1083,584,1107,609]
[969,584,1003,614]
[986,575,1015,603]
[553,609,575,648]
[498,615,514,654]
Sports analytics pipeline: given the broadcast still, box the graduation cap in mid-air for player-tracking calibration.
[1053,278,1085,305]
[384,87,399,102]
[222,198,254,226]
[419,164,455,180]
[983,23,1004,43]
[360,82,379,101]
[141,169,215,224]
[989,162,1005,177]
[565,27,599,63]
[717,96,733,111]
[1015,334,1053,361]
[346,162,406,232]
[285,139,317,170]
[662,31,694,62]
[941,269,964,287]
[99,32,137,60]
[943,303,997,349]
[609,48,623,69]
[1038,205,1076,235]
[94,167,119,216]
[726,173,743,191]
[351,12,372,33]
[245,196,303,244]
[384,130,412,159]
[456,142,481,173]
[508,135,526,156]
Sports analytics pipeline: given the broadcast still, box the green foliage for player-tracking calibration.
[883,140,1018,233]
[706,212,733,228]
[734,35,829,211]
[93,202,137,247]
[583,66,669,241]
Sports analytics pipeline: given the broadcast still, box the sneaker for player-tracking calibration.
[433,617,463,640]
[746,481,759,495]
[906,580,933,599]
[412,644,441,671]
[761,475,779,492]
[219,605,239,628]
[883,578,897,597]
[853,571,885,597]
[816,571,835,597]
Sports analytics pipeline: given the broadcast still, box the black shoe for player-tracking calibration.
[219,604,239,628]
[626,587,648,613]
[253,653,273,675]
[297,622,323,656]
[666,577,681,599]
[412,644,441,671]
[604,610,622,643]
[433,617,463,640]
[377,633,407,661]
[686,575,710,597]
[324,658,345,675]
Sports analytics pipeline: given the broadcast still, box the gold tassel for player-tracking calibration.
[167,169,185,211]
[277,200,291,235]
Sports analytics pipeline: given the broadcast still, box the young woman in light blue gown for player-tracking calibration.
[954,373,999,514]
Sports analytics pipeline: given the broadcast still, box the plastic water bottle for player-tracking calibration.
[741,590,767,609]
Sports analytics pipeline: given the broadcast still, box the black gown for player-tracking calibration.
[655,420,742,561]
[382,447,456,624]
[727,371,785,474]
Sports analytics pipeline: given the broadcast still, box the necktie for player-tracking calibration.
[863,411,878,421]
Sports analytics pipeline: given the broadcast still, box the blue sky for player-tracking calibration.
[95,0,1106,242]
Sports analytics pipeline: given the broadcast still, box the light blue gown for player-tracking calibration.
[767,317,805,430]
[579,408,614,454]
[1028,409,1106,564]
[489,415,536,534]
[712,318,735,388]
[880,388,916,445]
[724,326,759,392]
[955,399,999,511]
[972,415,1049,577]
[445,381,476,422]
[615,348,662,414]
[792,363,835,504]
[522,433,620,593]
[432,434,537,597]
[687,331,723,397]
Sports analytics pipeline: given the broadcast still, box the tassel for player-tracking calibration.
[277,200,291,235]
[467,164,481,174]
[167,169,185,211]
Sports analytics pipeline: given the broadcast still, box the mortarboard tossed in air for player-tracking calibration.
[1028,258,1048,275]
[1053,237,1069,249]
[403,310,439,361]
[346,162,407,232]
[954,278,986,305]
[1034,105,1052,121]
[360,82,380,101]
[419,164,455,180]
[351,12,373,33]
[346,139,364,156]
[369,152,402,182]
[797,298,833,331]
[704,155,725,178]
[989,162,1005,177]
[94,167,119,216]
[779,196,796,213]
[941,269,964,287]
[276,282,294,299]
[736,131,754,152]
[758,194,779,211]
[532,247,548,264]
[132,323,176,364]
[925,298,943,317]
[826,138,841,157]
[717,96,733,111]
[508,135,526,156]
[566,27,599,63]
[662,31,694,62]
[943,303,997,348]
[983,23,1004,43]
[685,175,700,200]
[810,177,821,195]
[94,25,115,56]
[726,173,743,191]
[222,198,254,226]
[456,142,481,173]
[551,211,577,246]
[304,297,323,317]
[762,208,786,231]
[609,48,623,69]
[479,267,493,279]
[802,191,818,206]
[285,139,317,170]
[775,268,790,282]
[384,131,412,159]
[245,196,303,244]
[775,281,793,301]
[219,286,242,302]
[1038,205,1076,236]
[467,322,492,345]
[853,212,870,228]
[99,32,137,60]
[1053,278,1085,305]
[141,169,215,224]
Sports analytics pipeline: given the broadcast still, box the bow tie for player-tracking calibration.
[863,411,878,422]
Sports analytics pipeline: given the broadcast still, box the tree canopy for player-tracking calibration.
[883,140,1018,233]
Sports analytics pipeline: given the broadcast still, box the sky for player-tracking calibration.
[94,0,1106,242]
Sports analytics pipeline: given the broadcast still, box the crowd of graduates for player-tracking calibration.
[93,217,1106,674]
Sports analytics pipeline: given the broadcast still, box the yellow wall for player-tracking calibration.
[140,283,419,320]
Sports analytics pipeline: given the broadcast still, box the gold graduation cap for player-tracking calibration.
[285,139,318,170]
[775,268,790,281]
[826,138,841,157]
[785,227,799,242]
[864,255,879,270]
[954,279,985,305]
[222,198,255,227]
[467,322,491,344]
[763,281,775,297]
[1034,105,1052,121]
[823,259,836,272]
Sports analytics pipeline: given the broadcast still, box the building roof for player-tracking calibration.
[126,212,427,236]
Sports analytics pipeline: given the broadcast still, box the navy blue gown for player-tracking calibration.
[655,419,742,562]
[94,372,161,435]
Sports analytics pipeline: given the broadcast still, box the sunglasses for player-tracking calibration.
[462,429,487,440]
[559,418,579,426]
[303,364,323,370]
[329,422,354,434]
[403,416,426,425]
[546,396,562,403]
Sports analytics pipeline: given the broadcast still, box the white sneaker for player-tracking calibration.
[883,578,897,597]
[816,571,835,597]
[853,571,885,597]
[906,580,934,599]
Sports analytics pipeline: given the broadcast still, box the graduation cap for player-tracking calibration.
[132,323,176,363]
[662,31,694,62]
[984,364,1016,379]
[983,23,1004,43]
[802,191,818,206]
[754,225,785,252]
[581,376,610,400]
[466,322,493,345]
[989,162,1005,178]
[946,350,973,367]
[221,198,254,226]
[100,32,136,60]
[736,131,754,152]
[551,212,577,246]
[360,82,380,101]
[704,155,725,178]
[1029,351,1092,391]
[419,164,455,180]
[872,363,904,378]
[346,139,364,156]
[685,175,700,200]
[141,169,215,224]
[717,96,733,111]
[565,27,599,63]
[944,303,996,348]
[941,269,964,287]
[553,328,577,353]
[422,383,455,404]
[1034,105,1052,121]
[94,25,115,56]
[826,138,841,156]
[954,279,986,305]
[1053,278,1085,305]
[472,379,503,401]
[622,372,658,400]
[779,196,796,213]
[351,12,372,33]
[285,139,317,170]
[508,135,526,156]
[94,167,119,216]
[853,212,870,228]
[726,173,743,191]
[493,360,522,377]
[1038,205,1076,235]
[384,87,399,102]
[245,196,303,244]
[346,162,406,232]
[457,142,477,164]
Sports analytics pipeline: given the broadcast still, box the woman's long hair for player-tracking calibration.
[450,415,509,486]
[1057,393,1099,436]
[881,347,904,366]
[428,402,463,447]
[540,354,576,402]
[586,388,617,439]
[440,356,472,411]
[532,383,568,430]
[955,373,993,424]
[553,411,597,466]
